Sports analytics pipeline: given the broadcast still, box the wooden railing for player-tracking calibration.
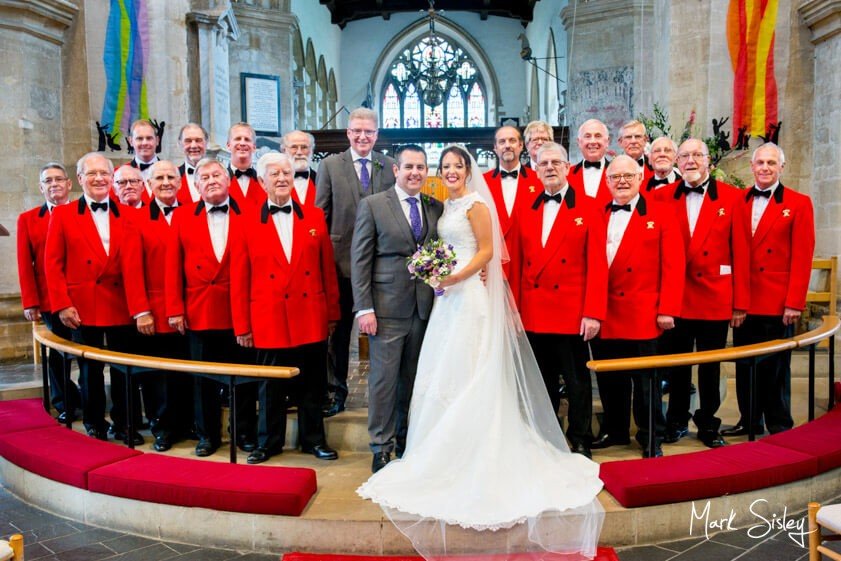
[587,315,839,457]
[32,325,299,463]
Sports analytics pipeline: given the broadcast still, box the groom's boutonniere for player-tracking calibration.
[421,193,432,205]
[373,159,384,172]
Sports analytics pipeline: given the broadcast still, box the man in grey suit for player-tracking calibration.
[351,144,443,473]
[316,107,397,418]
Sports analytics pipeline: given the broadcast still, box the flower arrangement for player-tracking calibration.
[407,239,457,296]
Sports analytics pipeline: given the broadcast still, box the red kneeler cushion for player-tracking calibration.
[282,549,619,561]
[0,398,59,434]
[761,408,841,473]
[88,454,317,516]
[0,426,141,488]
[599,441,818,508]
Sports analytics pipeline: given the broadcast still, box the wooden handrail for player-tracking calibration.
[32,324,299,379]
[587,315,839,373]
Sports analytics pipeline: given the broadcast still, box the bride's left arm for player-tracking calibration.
[437,202,493,288]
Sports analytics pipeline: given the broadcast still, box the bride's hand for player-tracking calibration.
[436,272,461,288]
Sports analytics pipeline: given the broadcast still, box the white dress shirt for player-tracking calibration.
[500,164,521,216]
[685,179,709,236]
[235,171,251,197]
[269,202,294,262]
[582,159,606,199]
[606,194,639,266]
[293,174,310,204]
[84,194,110,255]
[751,181,779,235]
[134,156,158,181]
[541,186,567,246]
[395,185,423,229]
[184,163,200,202]
[206,198,230,262]
[351,148,372,183]
[155,198,178,225]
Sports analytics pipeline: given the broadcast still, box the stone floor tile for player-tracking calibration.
[616,545,674,561]
[169,548,243,561]
[655,536,705,553]
[23,541,55,560]
[104,543,184,561]
[52,542,116,561]
[669,540,749,561]
[39,528,125,555]
[101,534,159,554]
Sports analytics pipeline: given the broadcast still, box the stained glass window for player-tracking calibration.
[380,34,486,128]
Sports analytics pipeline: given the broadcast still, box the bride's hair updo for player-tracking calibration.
[437,145,472,179]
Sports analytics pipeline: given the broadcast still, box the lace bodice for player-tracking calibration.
[438,191,484,273]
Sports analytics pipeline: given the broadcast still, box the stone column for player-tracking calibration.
[560,0,654,158]
[187,3,239,147]
[799,0,841,261]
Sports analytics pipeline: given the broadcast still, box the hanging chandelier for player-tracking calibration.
[410,0,470,107]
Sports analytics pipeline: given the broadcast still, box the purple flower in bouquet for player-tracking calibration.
[407,238,457,296]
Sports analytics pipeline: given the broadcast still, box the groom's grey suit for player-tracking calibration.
[351,187,444,454]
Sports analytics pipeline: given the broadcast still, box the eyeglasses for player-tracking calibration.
[114,178,144,187]
[528,136,552,144]
[537,159,568,168]
[676,152,708,161]
[607,173,639,183]
[348,128,377,137]
[41,177,68,185]
[83,171,112,179]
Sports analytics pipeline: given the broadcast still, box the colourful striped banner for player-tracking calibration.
[726,0,779,137]
[100,0,149,143]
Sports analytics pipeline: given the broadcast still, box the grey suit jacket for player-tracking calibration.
[351,188,444,321]
[316,148,397,278]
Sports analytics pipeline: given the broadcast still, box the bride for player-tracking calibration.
[357,145,604,560]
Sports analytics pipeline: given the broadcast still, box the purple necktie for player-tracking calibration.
[407,197,422,242]
[359,158,371,192]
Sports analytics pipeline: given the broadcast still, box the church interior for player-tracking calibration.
[1,1,840,560]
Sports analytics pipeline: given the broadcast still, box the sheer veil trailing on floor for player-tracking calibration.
[357,146,604,560]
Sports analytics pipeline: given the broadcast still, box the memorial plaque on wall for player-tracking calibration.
[241,73,281,137]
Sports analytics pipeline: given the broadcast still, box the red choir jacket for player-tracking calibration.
[599,195,686,340]
[653,178,750,320]
[45,198,148,326]
[482,165,542,246]
[291,171,317,207]
[739,184,815,316]
[176,164,197,205]
[567,160,613,210]
[137,203,180,334]
[165,198,245,331]
[230,201,340,349]
[228,168,267,208]
[17,204,54,312]
[508,187,608,334]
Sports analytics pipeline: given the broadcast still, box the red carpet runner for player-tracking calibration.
[282,548,619,561]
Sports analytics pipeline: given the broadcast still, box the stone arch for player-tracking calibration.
[370,16,499,123]
[327,69,338,127]
[292,26,305,128]
[317,55,328,127]
[305,38,317,128]
[544,28,560,125]
[529,62,540,122]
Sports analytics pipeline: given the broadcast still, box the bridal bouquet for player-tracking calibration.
[407,239,457,296]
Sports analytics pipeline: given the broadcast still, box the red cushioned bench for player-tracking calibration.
[761,408,841,473]
[599,441,818,508]
[88,454,317,516]
[0,398,58,434]
[0,425,142,488]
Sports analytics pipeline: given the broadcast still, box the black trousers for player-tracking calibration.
[591,337,665,446]
[326,275,354,404]
[188,329,257,447]
[256,340,329,454]
[132,331,192,439]
[732,315,794,434]
[662,318,729,434]
[70,324,134,432]
[41,312,81,415]
[527,331,593,446]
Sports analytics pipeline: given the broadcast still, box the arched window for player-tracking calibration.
[381,34,486,129]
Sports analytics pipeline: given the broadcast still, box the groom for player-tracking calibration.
[351,144,444,473]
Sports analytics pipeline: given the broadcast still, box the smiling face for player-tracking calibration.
[179,125,207,166]
[649,137,678,175]
[606,156,642,205]
[536,147,570,194]
[526,125,552,163]
[494,126,523,171]
[113,166,144,206]
[78,154,114,202]
[260,160,294,206]
[227,125,256,169]
[346,117,378,158]
[196,161,230,205]
[618,123,647,160]
[131,123,158,162]
[577,120,609,162]
[39,167,71,205]
[439,149,470,198]
[676,139,710,185]
[149,161,180,206]
[394,149,428,196]
[750,145,784,190]
[283,131,313,172]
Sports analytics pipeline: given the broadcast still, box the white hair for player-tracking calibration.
[752,142,785,166]
[535,142,569,163]
[256,151,293,179]
[76,152,114,176]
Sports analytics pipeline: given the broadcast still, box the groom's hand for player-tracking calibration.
[358,313,377,336]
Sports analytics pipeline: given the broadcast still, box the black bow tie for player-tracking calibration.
[294,170,310,180]
[90,201,108,212]
[540,192,564,205]
[679,184,706,196]
[269,204,292,215]
[162,206,175,216]
[186,167,195,175]
[135,161,153,171]
[234,168,256,179]
[647,177,669,190]
[208,204,228,214]
[500,169,518,179]
[609,203,632,213]
[749,187,772,199]
[636,158,646,167]
[583,160,602,170]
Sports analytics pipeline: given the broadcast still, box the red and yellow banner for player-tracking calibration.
[726,0,779,137]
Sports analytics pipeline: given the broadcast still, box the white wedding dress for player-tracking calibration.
[358,188,605,560]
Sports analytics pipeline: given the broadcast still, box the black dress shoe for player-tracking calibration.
[86,426,108,441]
[195,439,218,457]
[720,425,765,437]
[247,447,272,464]
[57,411,77,424]
[590,433,631,450]
[699,431,727,448]
[571,442,592,459]
[663,426,689,444]
[372,451,391,473]
[642,445,664,458]
[303,444,339,461]
[152,435,172,452]
[114,430,145,446]
[322,399,345,418]
[237,439,258,453]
